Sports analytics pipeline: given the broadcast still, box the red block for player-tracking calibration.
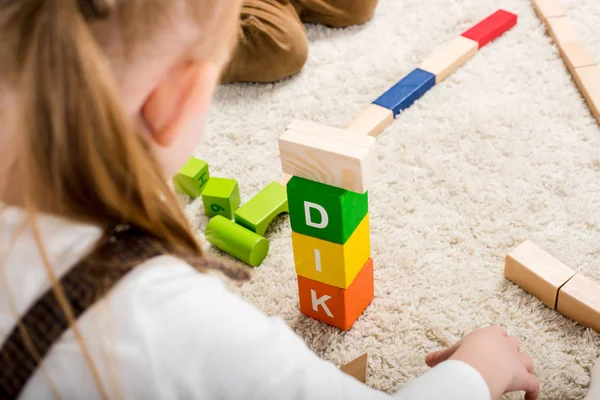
[461,10,518,49]
[297,258,374,331]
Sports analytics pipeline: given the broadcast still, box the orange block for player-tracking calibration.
[297,258,374,331]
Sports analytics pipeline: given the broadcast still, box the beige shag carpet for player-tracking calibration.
[187,0,600,398]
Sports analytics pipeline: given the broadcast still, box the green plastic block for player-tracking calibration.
[173,157,210,199]
[287,176,368,244]
[202,178,241,219]
[205,215,269,267]
[234,182,288,237]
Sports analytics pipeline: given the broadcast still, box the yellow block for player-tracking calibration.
[292,214,370,289]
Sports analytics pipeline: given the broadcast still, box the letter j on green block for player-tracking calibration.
[287,176,368,245]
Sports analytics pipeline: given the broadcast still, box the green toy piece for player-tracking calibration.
[173,157,210,199]
[205,216,269,267]
[234,181,288,237]
[202,178,241,219]
[287,176,368,245]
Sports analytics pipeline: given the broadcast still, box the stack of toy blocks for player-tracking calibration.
[278,120,376,330]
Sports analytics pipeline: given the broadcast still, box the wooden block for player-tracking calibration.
[557,274,600,333]
[287,176,368,244]
[346,104,394,137]
[292,214,370,289]
[573,64,600,123]
[202,178,241,219]
[372,68,436,116]
[560,42,596,75]
[287,121,376,148]
[234,182,288,237]
[205,216,269,267]
[504,241,576,309]
[297,258,374,331]
[173,157,210,199]
[340,353,368,383]
[532,0,566,20]
[278,129,376,194]
[461,9,518,49]
[546,16,580,46]
[419,36,479,84]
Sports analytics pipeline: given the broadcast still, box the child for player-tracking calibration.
[0,0,539,399]
[221,0,380,83]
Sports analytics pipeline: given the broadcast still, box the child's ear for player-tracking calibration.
[141,61,219,148]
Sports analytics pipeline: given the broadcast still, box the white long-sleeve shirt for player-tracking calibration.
[0,206,491,399]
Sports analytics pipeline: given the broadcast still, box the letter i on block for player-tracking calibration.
[279,121,376,330]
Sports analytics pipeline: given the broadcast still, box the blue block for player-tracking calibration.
[373,68,435,116]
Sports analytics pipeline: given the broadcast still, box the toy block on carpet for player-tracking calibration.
[419,36,478,84]
[278,128,376,194]
[202,178,241,219]
[205,216,269,267]
[346,104,394,137]
[173,157,210,199]
[372,68,435,117]
[573,65,600,123]
[297,258,374,331]
[340,354,368,383]
[292,214,370,289]
[546,16,580,46]
[461,10,518,49]
[557,274,600,333]
[234,182,288,236]
[532,0,566,20]
[560,42,596,74]
[504,241,576,309]
[287,176,368,244]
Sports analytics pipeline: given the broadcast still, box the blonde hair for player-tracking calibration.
[0,0,242,398]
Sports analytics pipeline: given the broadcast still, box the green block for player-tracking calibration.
[287,176,368,244]
[173,157,210,199]
[234,182,288,237]
[202,178,241,219]
[205,216,269,267]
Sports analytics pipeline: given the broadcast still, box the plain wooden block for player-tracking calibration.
[546,16,580,46]
[419,36,478,83]
[346,104,394,137]
[278,129,376,194]
[557,274,600,332]
[286,120,377,148]
[573,64,600,123]
[504,241,576,309]
[532,0,566,20]
[560,42,596,74]
[340,354,368,383]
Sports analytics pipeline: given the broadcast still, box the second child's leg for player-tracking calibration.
[292,0,379,28]
[222,0,309,83]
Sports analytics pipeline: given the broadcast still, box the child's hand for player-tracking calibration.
[425,326,539,400]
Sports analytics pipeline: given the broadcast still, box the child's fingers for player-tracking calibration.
[425,342,460,367]
[520,353,535,373]
[523,372,540,400]
[507,336,521,352]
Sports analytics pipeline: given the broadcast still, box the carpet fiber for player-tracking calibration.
[189,0,600,398]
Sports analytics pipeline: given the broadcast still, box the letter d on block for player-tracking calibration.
[305,202,328,229]
[311,290,334,318]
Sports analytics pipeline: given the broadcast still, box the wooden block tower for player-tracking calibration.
[278,121,376,330]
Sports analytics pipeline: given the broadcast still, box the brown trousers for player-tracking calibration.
[222,0,379,83]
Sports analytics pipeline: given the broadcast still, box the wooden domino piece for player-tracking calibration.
[504,241,576,309]
[419,36,479,84]
[546,16,580,46]
[532,0,565,20]
[205,216,269,267]
[173,157,210,199]
[560,42,596,75]
[278,128,376,194]
[234,181,288,236]
[461,9,518,49]
[346,104,394,137]
[340,353,368,383]
[372,68,436,117]
[573,65,600,123]
[292,214,370,289]
[201,177,241,219]
[557,274,600,333]
[297,258,374,331]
